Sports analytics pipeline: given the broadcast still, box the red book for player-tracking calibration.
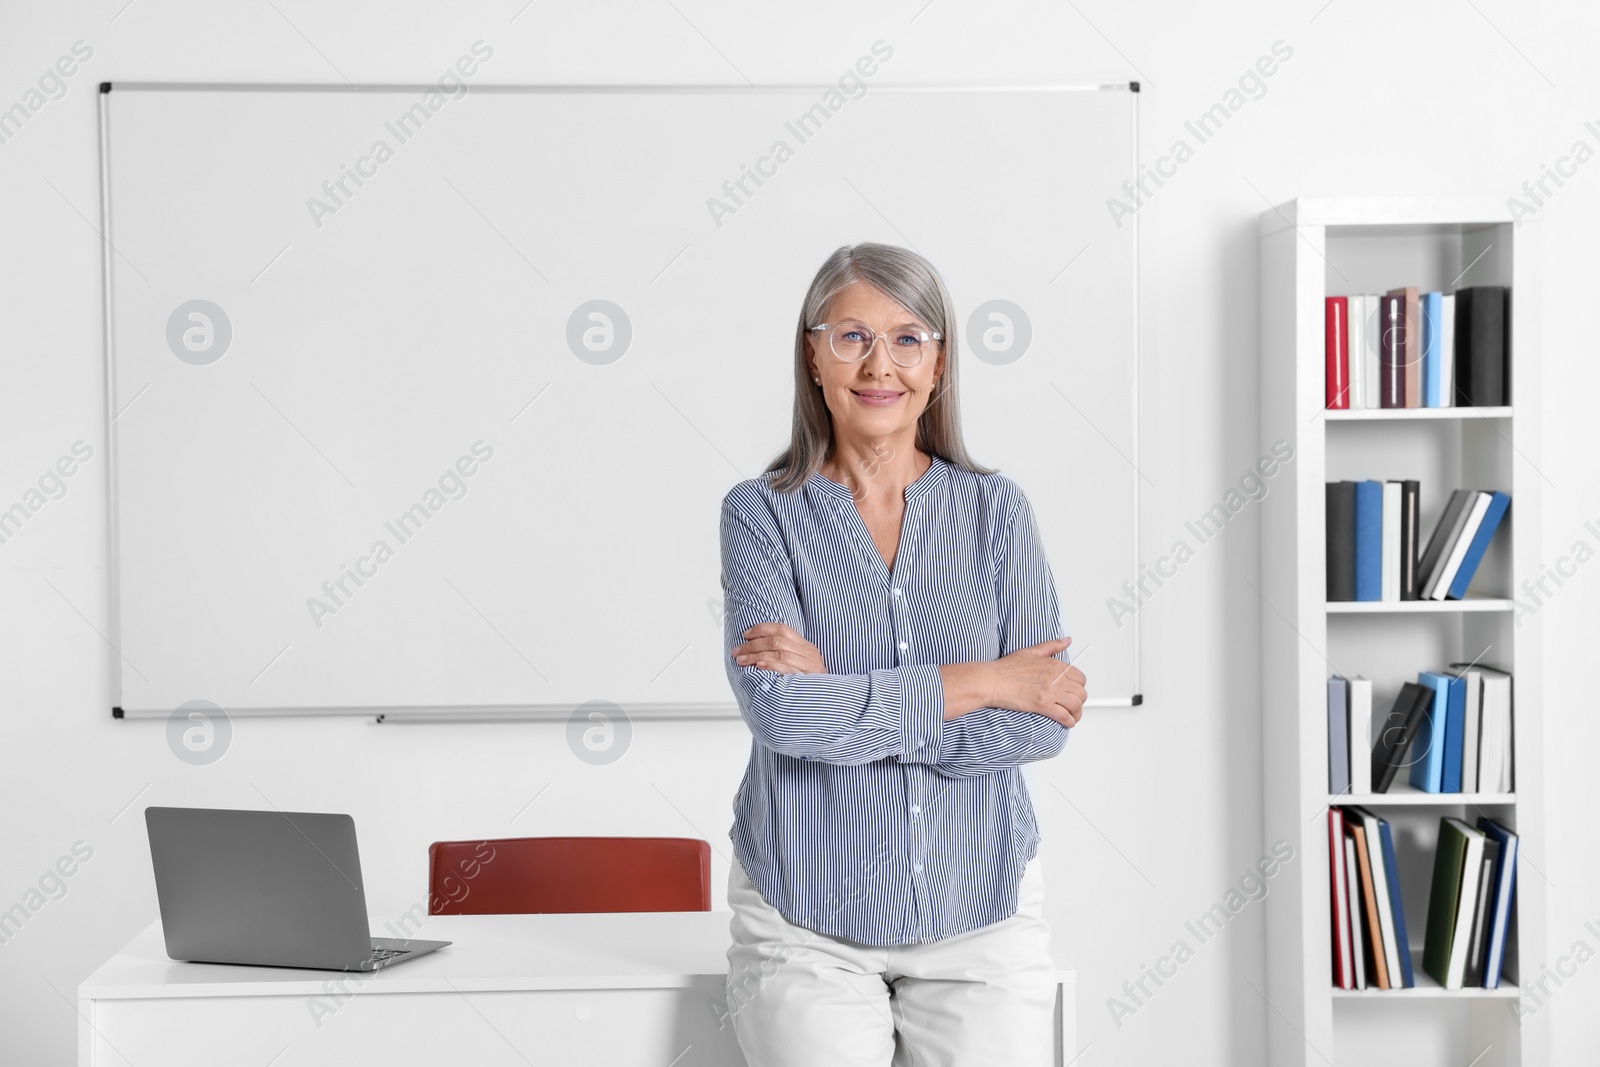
[1325,297,1350,409]
[1329,808,1354,989]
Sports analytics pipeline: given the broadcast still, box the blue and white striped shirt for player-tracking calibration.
[721,452,1071,946]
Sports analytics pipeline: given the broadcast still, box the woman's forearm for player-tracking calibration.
[938,661,1004,720]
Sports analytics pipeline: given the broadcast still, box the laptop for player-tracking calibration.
[145,806,451,972]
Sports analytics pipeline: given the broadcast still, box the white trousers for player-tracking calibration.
[724,856,1057,1067]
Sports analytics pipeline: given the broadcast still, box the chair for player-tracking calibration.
[427,836,712,915]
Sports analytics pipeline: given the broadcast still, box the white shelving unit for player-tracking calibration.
[1258,198,1545,1067]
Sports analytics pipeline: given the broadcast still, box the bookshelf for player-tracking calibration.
[1259,199,1546,1067]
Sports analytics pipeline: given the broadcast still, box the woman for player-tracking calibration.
[718,242,1087,1067]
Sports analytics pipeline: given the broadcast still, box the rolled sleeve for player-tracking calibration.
[894,662,946,765]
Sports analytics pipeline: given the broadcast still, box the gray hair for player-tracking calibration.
[764,242,995,492]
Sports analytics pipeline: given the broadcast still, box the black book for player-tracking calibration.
[1417,489,1473,602]
[1372,682,1432,793]
[1463,839,1500,986]
[1453,286,1508,407]
[1326,481,1356,602]
[1399,479,1420,600]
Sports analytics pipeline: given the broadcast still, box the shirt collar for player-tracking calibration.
[807,453,948,505]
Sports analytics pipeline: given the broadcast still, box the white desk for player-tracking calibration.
[79,912,1076,1066]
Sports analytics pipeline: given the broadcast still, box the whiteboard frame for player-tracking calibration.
[97,81,1143,721]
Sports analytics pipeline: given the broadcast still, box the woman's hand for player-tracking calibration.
[993,637,1087,728]
[732,623,826,675]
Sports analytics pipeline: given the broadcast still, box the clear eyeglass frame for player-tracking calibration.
[808,321,943,368]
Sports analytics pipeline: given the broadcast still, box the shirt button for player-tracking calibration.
[912,863,923,874]
[910,805,921,816]
[892,588,901,597]
[898,641,907,651]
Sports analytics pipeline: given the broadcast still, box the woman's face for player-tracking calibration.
[807,281,945,441]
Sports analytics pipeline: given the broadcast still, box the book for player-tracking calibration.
[1354,480,1383,601]
[1399,479,1420,600]
[1455,286,1508,407]
[1328,675,1350,795]
[1440,672,1466,792]
[1326,297,1349,409]
[1422,817,1487,989]
[1345,835,1368,989]
[1362,294,1381,409]
[1348,818,1389,988]
[1329,808,1354,989]
[1379,293,1405,408]
[1381,481,1401,602]
[1438,293,1456,408]
[1445,491,1511,599]
[1376,816,1415,987]
[1326,481,1356,602]
[1350,807,1405,988]
[1458,665,1481,794]
[1464,842,1498,986]
[1389,286,1421,407]
[1372,682,1431,793]
[1469,665,1515,793]
[1348,294,1368,410]
[1349,677,1373,794]
[1421,291,1443,407]
[1476,816,1520,988]
[1417,490,1474,602]
[1409,673,1449,794]
[1429,492,1492,601]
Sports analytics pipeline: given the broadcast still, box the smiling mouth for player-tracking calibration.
[852,390,905,400]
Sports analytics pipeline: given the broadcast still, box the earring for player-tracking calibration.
[813,378,821,385]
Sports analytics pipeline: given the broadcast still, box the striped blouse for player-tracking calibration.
[720,452,1072,946]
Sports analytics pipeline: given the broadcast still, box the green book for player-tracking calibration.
[1422,817,1487,988]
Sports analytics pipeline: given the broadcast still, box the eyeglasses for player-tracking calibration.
[808,321,942,368]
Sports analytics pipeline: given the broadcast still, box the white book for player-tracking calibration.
[1478,667,1514,792]
[1347,294,1367,409]
[1382,482,1401,602]
[1356,808,1403,988]
[1350,677,1373,794]
[1459,667,1481,793]
[1431,492,1492,600]
[1445,820,1488,989]
[1481,697,1500,793]
[1439,293,1456,407]
[1345,835,1367,989]
[1363,295,1382,409]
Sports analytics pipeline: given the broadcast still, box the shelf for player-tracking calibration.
[1323,407,1512,421]
[1260,199,1542,1064]
[1326,597,1513,614]
[1333,951,1519,999]
[1328,785,1515,807]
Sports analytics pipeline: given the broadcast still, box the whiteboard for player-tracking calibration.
[99,82,1141,718]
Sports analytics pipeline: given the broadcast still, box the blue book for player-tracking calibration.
[1446,491,1511,599]
[1377,817,1415,987]
[1409,673,1450,793]
[1476,817,1519,989]
[1421,291,1443,407]
[1353,480,1383,601]
[1440,673,1465,792]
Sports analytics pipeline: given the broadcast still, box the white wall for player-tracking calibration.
[3,2,1597,1064]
